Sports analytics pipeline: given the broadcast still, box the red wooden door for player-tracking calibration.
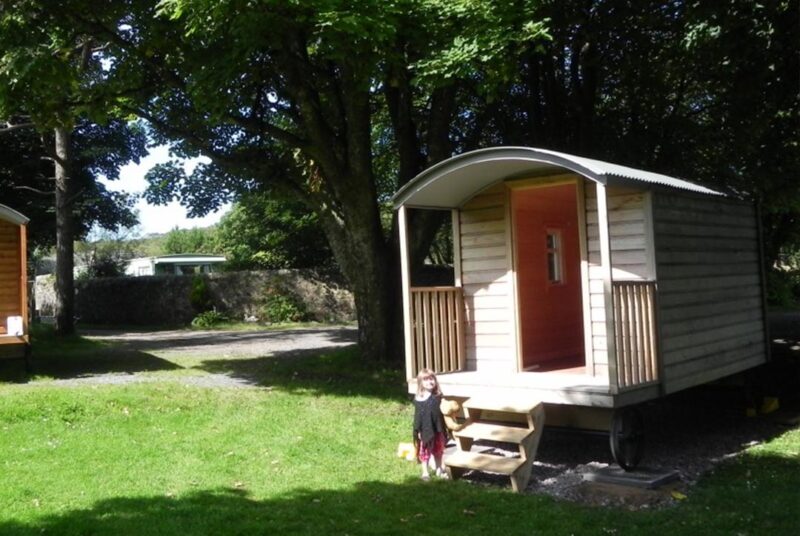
[512,184,584,371]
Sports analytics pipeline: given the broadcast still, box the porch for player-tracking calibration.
[404,282,661,409]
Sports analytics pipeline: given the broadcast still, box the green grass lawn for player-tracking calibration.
[0,332,797,535]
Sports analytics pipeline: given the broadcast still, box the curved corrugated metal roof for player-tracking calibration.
[0,204,29,225]
[392,146,723,209]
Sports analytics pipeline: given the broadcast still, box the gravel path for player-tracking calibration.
[524,392,795,508]
[82,325,358,358]
[44,326,357,389]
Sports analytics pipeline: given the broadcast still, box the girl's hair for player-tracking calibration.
[416,368,442,397]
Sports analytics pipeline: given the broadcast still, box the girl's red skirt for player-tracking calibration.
[417,432,446,462]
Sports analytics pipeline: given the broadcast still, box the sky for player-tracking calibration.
[100,145,230,236]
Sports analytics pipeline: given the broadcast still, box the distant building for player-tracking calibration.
[125,254,226,276]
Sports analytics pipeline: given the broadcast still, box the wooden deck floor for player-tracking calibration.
[410,370,615,407]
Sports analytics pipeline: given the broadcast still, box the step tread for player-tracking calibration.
[445,450,525,475]
[455,422,533,443]
[463,396,543,415]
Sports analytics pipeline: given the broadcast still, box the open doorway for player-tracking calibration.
[512,182,585,372]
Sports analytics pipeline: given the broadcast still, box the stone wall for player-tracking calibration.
[35,270,354,326]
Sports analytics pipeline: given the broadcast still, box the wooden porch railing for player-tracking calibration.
[409,286,465,378]
[612,281,659,390]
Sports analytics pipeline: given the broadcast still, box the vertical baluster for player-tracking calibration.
[618,284,627,388]
[409,291,416,376]
[430,290,439,371]
[641,284,651,382]
[411,290,422,373]
[441,290,450,372]
[615,284,624,388]
[438,290,446,371]
[628,284,636,385]
[615,284,621,388]
[423,291,431,370]
[647,283,657,380]
[628,284,635,385]
[449,290,457,371]
[623,284,633,388]
[451,290,456,371]
[632,283,643,385]
[438,290,446,372]
[415,290,424,373]
[456,289,465,371]
[443,291,450,372]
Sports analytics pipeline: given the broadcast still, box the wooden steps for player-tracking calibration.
[445,451,525,475]
[445,396,545,493]
[454,422,532,443]
[463,396,542,415]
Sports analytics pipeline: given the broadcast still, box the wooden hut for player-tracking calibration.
[394,147,768,484]
[0,204,29,361]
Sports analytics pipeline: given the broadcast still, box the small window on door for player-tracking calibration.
[545,230,563,284]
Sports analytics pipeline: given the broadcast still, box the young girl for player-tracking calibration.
[412,368,448,480]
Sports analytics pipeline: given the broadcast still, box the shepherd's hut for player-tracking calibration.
[0,204,29,361]
[394,147,768,488]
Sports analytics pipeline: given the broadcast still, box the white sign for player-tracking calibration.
[6,316,23,336]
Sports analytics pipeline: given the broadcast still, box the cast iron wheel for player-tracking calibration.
[609,406,645,471]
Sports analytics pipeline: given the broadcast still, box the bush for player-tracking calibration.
[189,275,213,312]
[260,290,309,323]
[191,310,229,328]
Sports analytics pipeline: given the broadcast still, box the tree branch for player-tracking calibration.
[67,12,188,89]
[39,134,69,169]
[130,105,299,197]
[13,185,55,196]
[0,122,36,134]
[279,30,343,175]
[226,113,310,149]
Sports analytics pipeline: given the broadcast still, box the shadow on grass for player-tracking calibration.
[4,325,403,401]
[0,481,536,536]
[2,450,798,535]
[0,326,182,382]
[196,346,408,402]
[81,327,357,354]
[27,348,182,380]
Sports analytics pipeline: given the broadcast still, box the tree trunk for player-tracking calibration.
[53,126,75,336]
[311,183,400,363]
[348,247,399,364]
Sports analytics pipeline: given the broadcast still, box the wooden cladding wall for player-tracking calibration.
[0,220,21,335]
[409,287,465,376]
[459,183,516,373]
[585,183,651,375]
[653,191,767,393]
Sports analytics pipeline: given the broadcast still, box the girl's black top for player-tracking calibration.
[413,394,445,449]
